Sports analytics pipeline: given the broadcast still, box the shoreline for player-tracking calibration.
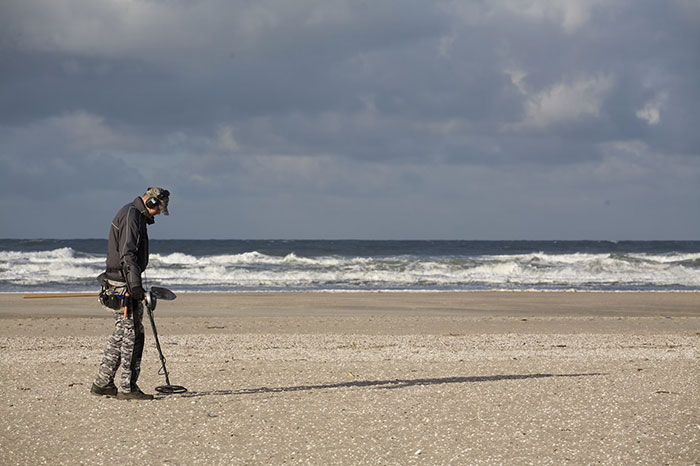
[14,288,700,294]
[3,290,699,314]
[1,291,698,337]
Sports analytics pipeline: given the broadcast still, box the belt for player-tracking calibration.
[107,278,127,287]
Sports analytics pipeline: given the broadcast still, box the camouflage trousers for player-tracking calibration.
[94,298,145,393]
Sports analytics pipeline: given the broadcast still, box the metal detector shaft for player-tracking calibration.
[146,307,172,386]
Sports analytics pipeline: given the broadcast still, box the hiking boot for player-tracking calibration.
[117,389,154,400]
[91,382,118,397]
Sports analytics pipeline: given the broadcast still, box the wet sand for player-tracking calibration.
[1,292,698,465]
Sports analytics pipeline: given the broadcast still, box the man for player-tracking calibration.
[91,187,170,400]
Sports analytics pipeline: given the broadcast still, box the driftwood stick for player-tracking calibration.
[23,293,98,299]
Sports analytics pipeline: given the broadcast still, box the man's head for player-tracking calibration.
[143,187,170,216]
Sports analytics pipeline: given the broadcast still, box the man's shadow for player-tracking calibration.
[173,372,604,398]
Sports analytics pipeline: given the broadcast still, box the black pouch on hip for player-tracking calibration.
[97,273,127,311]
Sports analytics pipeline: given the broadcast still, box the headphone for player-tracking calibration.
[146,189,170,209]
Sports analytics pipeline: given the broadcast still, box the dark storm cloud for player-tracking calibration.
[0,0,698,239]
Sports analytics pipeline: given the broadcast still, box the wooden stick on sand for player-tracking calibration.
[23,293,98,299]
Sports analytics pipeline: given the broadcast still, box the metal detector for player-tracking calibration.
[144,286,187,394]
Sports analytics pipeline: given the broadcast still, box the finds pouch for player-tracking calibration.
[97,274,128,312]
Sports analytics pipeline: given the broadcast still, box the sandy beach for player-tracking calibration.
[1,292,698,465]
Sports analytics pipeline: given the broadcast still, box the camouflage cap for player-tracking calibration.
[145,187,170,215]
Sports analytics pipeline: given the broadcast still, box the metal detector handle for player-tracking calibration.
[146,306,172,386]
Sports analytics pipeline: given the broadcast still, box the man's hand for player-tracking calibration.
[130,286,145,301]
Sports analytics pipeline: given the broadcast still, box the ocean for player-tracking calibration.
[0,239,700,293]
[1,239,699,293]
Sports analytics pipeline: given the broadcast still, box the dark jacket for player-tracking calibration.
[105,197,154,290]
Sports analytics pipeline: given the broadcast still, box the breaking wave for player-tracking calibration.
[2,243,699,292]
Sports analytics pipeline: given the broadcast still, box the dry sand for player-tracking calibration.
[1,292,698,465]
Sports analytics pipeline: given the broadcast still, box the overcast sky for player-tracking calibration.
[1,0,698,240]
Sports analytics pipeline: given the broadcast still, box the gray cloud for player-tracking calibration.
[0,0,698,239]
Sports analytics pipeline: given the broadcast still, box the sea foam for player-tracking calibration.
[3,242,699,293]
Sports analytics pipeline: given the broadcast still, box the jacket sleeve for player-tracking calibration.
[120,207,143,291]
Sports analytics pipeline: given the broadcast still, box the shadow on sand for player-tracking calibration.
[170,372,604,399]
